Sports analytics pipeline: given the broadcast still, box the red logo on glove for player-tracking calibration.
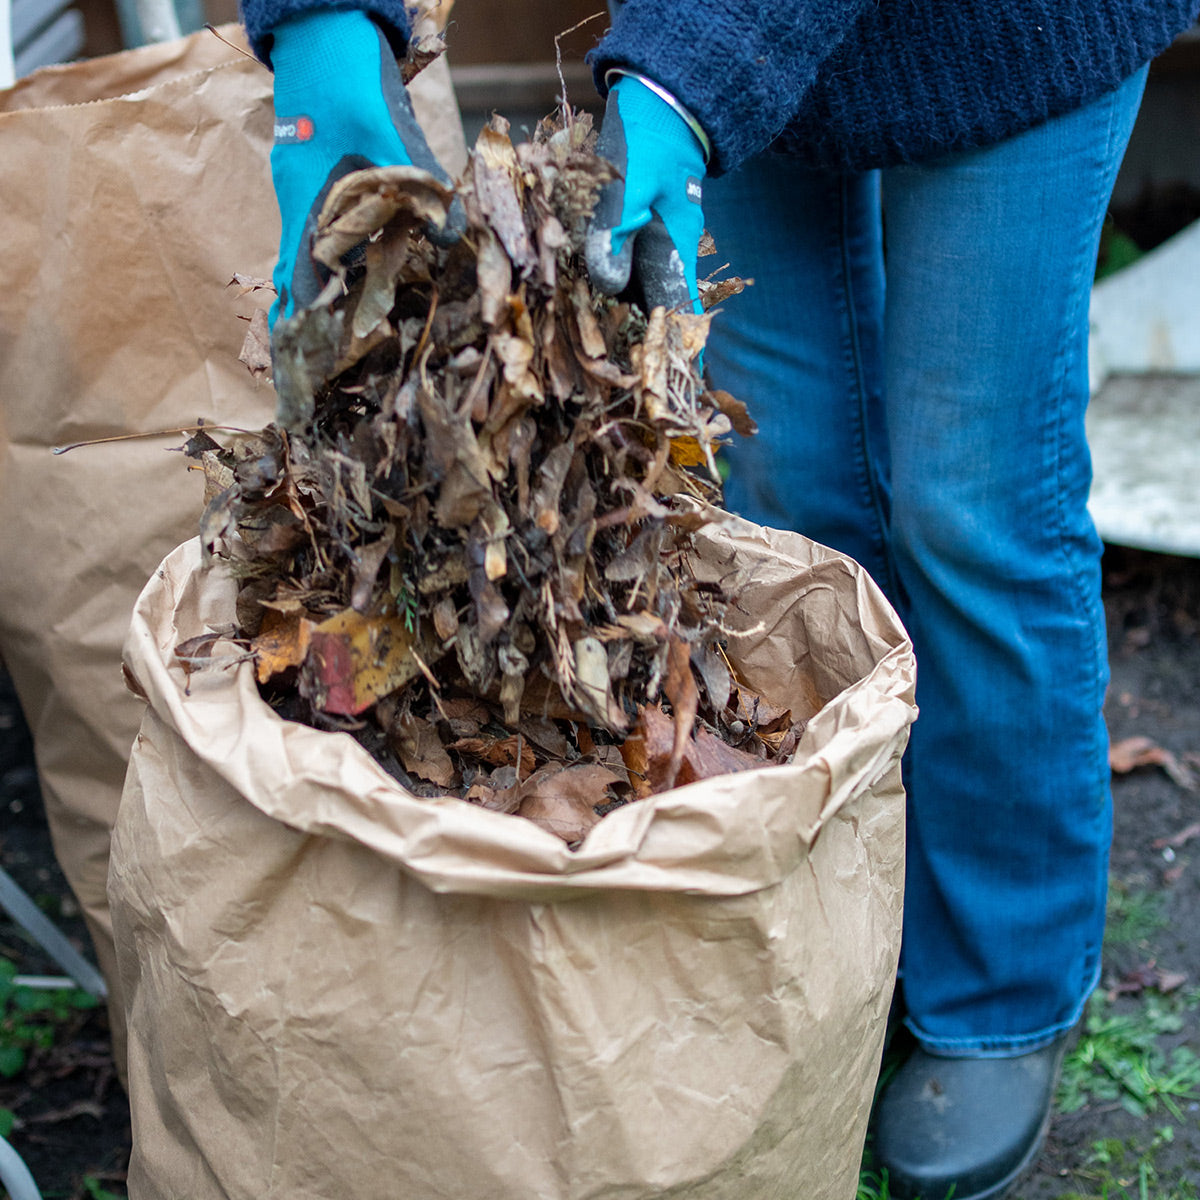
[274,115,316,144]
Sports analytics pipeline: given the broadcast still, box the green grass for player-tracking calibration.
[1058,989,1200,1121]
[1105,882,1169,951]
[857,1165,895,1200]
[80,1176,127,1200]
[0,953,102,1145]
[0,956,101,1080]
[1096,219,1145,282]
[1055,1129,1200,1200]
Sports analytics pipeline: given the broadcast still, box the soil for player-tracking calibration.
[0,670,131,1198]
[1025,545,1200,1198]
[1,543,1198,1199]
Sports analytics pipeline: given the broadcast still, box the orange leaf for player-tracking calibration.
[661,636,699,790]
[448,734,537,778]
[253,608,314,684]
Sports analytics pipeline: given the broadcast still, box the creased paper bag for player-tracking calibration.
[0,22,464,1075]
[110,518,916,1200]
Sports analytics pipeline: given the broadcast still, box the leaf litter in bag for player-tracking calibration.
[185,107,804,846]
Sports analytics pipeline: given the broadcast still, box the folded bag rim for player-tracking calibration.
[122,519,916,899]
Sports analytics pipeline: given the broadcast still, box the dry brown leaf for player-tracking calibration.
[350,538,393,613]
[432,596,459,642]
[228,272,274,296]
[313,166,453,271]
[391,712,456,787]
[475,232,513,328]
[572,277,607,360]
[517,716,572,758]
[709,388,759,437]
[401,29,447,83]
[699,275,750,310]
[238,308,273,382]
[692,645,732,716]
[662,636,700,790]
[570,635,625,732]
[440,696,492,724]
[466,779,523,814]
[174,632,225,669]
[1107,961,1188,998]
[1110,735,1197,790]
[449,733,537,778]
[626,703,762,793]
[511,763,624,844]
[473,119,534,270]
[1152,821,1200,850]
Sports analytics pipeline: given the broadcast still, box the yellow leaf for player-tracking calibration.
[668,436,709,467]
[308,608,428,714]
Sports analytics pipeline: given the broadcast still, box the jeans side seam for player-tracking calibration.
[1045,82,1133,1024]
[1049,84,1124,802]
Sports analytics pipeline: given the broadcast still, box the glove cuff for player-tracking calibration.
[604,68,712,165]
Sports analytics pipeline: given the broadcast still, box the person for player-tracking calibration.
[235,2,1199,1196]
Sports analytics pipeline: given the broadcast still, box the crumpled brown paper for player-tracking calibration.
[110,517,916,1200]
[0,20,464,1078]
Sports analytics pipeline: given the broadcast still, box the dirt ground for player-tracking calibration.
[1,543,1198,1199]
[1023,545,1200,1199]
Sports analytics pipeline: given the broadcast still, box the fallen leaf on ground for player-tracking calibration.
[1110,735,1198,791]
[1106,961,1188,998]
[1151,821,1200,850]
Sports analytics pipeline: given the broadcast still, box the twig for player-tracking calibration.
[409,646,442,690]
[53,424,258,455]
[411,286,440,369]
[204,22,261,63]
[554,11,607,120]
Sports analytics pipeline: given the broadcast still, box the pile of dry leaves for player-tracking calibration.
[185,105,804,845]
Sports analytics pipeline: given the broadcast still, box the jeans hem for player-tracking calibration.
[905,958,1101,1059]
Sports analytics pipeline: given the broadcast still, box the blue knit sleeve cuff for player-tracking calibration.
[241,0,412,67]
[590,0,871,176]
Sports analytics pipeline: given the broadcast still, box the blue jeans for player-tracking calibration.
[704,70,1148,1056]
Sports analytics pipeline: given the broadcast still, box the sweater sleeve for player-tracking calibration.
[239,0,411,66]
[591,0,873,175]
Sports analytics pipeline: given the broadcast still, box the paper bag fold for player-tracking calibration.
[111,522,915,1199]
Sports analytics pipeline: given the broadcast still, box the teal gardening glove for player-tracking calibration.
[585,72,710,317]
[268,8,458,326]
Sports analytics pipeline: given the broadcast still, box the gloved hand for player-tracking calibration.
[267,7,458,326]
[585,73,709,316]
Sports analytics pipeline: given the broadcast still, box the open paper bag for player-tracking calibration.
[110,517,916,1199]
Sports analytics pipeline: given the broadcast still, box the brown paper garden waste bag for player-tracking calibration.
[110,513,916,1200]
[0,20,464,1073]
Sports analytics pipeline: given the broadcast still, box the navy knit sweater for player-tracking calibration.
[240,0,1199,175]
